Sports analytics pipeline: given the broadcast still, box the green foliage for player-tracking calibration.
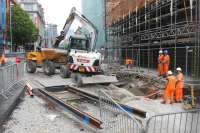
[9,5,38,46]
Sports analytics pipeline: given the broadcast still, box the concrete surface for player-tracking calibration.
[26,69,73,88]
[1,96,94,133]
[0,82,26,126]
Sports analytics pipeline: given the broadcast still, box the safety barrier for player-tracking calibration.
[0,62,25,99]
[146,110,200,133]
[99,90,143,133]
[99,90,200,133]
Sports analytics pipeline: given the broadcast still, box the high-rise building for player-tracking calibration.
[17,0,45,47]
[45,24,58,48]
[81,0,105,49]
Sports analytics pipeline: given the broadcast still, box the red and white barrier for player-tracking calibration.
[69,64,97,73]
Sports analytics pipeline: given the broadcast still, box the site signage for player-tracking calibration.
[0,0,6,45]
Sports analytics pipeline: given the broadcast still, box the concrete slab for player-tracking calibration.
[81,75,118,85]
[125,98,184,117]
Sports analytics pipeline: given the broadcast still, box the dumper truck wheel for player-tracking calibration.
[60,65,71,78]
[26,60,36,73]
[43,60,55,76]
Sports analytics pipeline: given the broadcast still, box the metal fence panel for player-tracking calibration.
[146,110,200,133]
[0,62,25,99]
[99,90,143,133]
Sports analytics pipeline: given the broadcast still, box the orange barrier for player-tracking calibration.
[15,56,21,64]
[125,59,134,65]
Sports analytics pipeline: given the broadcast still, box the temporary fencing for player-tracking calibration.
[99,90,143,133]
[0,62,25,99]
[145,109,200,133]
[99,90,200,133]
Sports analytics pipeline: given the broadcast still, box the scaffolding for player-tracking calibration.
[105,0,200,79]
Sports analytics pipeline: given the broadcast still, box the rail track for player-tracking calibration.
[35,84,146,130]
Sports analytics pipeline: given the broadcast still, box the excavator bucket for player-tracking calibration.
[74,74,118,86]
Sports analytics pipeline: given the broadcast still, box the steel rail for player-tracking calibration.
[38,88,102,129]
[66,85,147,118]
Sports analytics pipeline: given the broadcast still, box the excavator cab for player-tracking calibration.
[69,35,90,51]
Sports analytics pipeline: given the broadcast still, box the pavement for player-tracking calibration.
[1,96,94,133]
[0,81,26,127]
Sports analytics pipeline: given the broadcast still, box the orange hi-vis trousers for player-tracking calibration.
[164,75,177,103]
[163,55,170,75]
[176,73,184,102]
[158,54,164,75]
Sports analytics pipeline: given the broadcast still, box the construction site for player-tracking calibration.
[0,0,200,133]
[105,0,200,79]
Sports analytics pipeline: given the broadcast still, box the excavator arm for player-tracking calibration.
[53,7,98,51]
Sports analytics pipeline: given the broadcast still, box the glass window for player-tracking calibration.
[70,38,88,50]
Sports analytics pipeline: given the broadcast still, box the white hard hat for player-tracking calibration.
[159,50,163,54]
[167,70,173,75]
[176,67,182,71]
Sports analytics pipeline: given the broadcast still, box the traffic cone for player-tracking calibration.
[26,82,34,97]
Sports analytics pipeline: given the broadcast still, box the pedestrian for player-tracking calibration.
[158,50,164,76]
[175,67,184,102]
[162,50,170,77]
[161,70,177,104]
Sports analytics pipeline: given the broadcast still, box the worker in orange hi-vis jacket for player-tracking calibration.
[158,50,164,76]
[175,67,184,102]
[161,70,177,104]
[0,53,6,66]
[162,50,170,77]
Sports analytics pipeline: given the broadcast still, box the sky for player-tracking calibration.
[38,0,82,32]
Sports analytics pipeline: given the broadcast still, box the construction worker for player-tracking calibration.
[175,67,184,102]
[162,50,170,76]
[158,50,164,76]
[162,70,177,104]
[0,53,6,66]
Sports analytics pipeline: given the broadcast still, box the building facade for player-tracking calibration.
[17,0,45,47]
[81,0,105,49]
[106,0,200,78]
[45,24,58,48]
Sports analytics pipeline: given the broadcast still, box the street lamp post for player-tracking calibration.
[9,0,13,53]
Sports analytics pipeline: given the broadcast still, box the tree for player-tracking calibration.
[8,5,38,48]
